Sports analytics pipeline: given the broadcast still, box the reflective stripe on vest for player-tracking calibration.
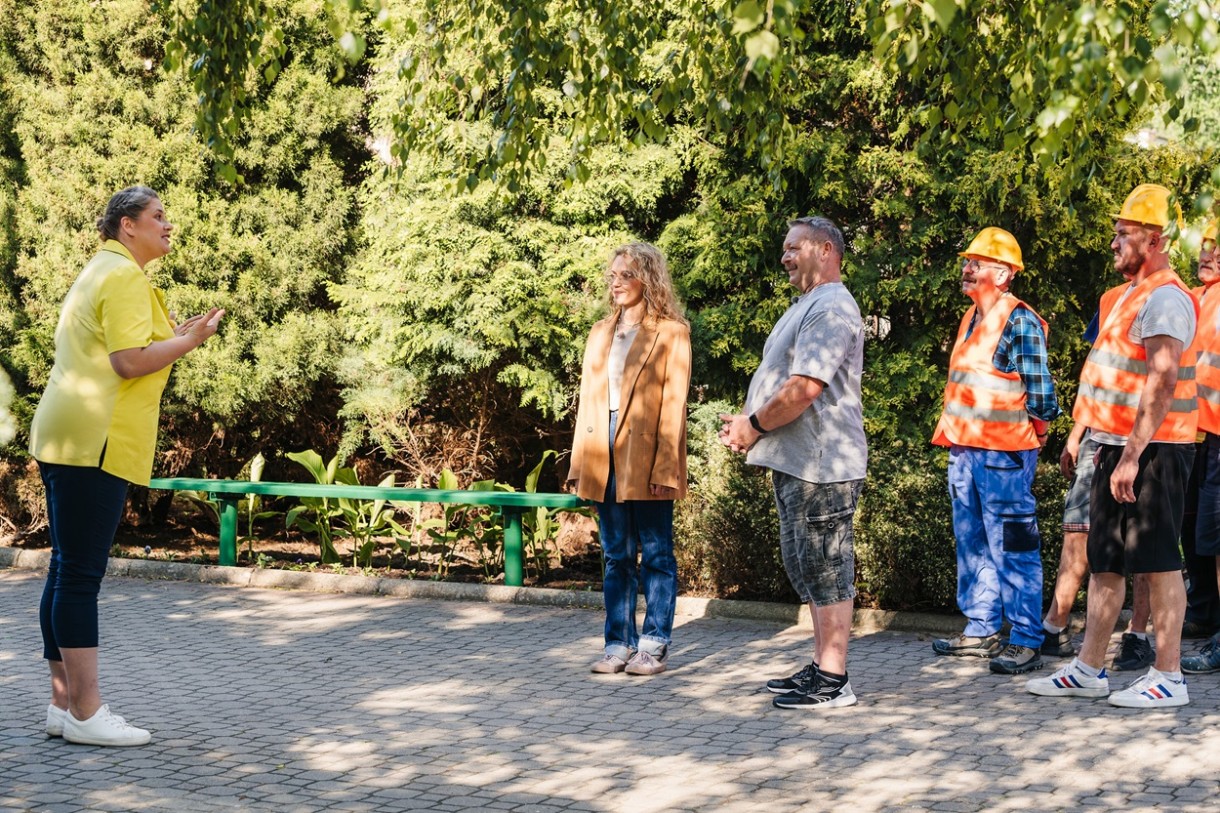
[1192,284,1220,434]
[932,294,1045,451]
[1073,269,1199,442]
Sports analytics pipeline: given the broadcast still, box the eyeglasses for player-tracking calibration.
[606,271,638,283]
[963,258,1008,273]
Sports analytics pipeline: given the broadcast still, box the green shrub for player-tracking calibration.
[674,402,796,603]
[676,409,1073,611]
[855,442,1069,612]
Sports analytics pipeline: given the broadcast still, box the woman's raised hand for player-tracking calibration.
[176,308,225,344]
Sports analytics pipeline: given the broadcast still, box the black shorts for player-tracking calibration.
[1088,442,1193,575]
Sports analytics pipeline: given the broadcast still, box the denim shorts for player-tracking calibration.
[1062,431,1099,533]
[772,471,862,606]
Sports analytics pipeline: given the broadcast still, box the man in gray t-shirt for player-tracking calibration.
[1028,183,1198,709]
[720,215,867,711]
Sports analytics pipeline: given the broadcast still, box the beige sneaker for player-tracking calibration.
[63,705,151,747]
[624,648,668,676]
[591,653,630,674]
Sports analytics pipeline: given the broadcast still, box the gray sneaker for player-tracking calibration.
[932,632,1002,658]
[1182,635,1220,674]
[1111,633,1154,672]
[990,644,1043,675]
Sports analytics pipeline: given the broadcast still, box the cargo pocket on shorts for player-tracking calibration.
[804,507,854,566]
[1001,513,1041,553]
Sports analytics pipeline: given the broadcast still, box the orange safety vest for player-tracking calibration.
[1073,268,1199,442]
[932,294,1047,451]
[1098,282,1127,327]
[1192,283,1220,434]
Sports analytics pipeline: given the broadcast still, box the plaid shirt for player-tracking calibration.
[966,305,1061,422]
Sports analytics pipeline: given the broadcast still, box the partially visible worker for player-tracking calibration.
[1183,218,1220,674]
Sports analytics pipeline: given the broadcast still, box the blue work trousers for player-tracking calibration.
[948,446,1044,649]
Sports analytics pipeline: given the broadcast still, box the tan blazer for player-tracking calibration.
[568,316,691,502]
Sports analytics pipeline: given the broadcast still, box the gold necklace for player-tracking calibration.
[615,318,642,338]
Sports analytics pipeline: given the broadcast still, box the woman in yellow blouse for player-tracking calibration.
[568,242,691,676]
[29,186,224,746]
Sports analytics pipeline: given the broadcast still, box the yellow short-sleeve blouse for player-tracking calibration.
[29,241,175,486]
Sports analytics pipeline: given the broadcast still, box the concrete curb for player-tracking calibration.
[0,545,963,635]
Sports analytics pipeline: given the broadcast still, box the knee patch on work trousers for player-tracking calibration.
[1001,513,1041,553]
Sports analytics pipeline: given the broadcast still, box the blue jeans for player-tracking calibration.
[596,412,678,658]
[37,461,129,659]
[948,446,1044,649]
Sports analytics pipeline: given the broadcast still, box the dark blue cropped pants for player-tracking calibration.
[37,461,128,660]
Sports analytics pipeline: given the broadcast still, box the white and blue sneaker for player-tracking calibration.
[1026,658,1109,698]
[1107,667,1189,709]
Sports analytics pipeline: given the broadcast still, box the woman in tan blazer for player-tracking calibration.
[568,242,691,676]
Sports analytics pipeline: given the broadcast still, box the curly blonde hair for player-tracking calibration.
[607,242,687,325]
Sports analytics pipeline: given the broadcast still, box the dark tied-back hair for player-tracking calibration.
[96,186,159,241]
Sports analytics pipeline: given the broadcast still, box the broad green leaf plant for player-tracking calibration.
[284,449,411,567]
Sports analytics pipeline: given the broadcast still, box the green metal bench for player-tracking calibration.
[147,478,591,586]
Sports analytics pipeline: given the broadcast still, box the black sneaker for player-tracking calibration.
[1040,628,1076,657]
[1182,619,1217,639]
[932,632,1002,658]
[1111,632,1154,671]
[772,671,857,710]
[766,661,816,695]
[989,643,1043,675]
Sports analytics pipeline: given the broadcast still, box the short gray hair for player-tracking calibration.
[788,216,845,257]
[96,186,160,241]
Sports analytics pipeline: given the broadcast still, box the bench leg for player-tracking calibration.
[217,496,239,567]
[503,508,524,587]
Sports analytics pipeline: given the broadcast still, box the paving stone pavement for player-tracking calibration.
[1,570,1218,813]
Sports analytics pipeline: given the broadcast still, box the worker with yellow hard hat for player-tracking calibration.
[1182,218,1220,674]
[1029,184,1199,709]
[931,226,1060,677]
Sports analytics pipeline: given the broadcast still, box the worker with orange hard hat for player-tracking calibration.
[1182,218,1220,673]
[931,226,1060,677]
[1029,183,1200,708]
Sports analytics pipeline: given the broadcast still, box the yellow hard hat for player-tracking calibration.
[1112,184,1174,229]
[959,227,1024,271]
[1205,219,1218,243]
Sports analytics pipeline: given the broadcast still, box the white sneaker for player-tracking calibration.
[1026,658,1110,697]
[62,705,151,746]
[46,704,67,737]
[1107,668,1190,708]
